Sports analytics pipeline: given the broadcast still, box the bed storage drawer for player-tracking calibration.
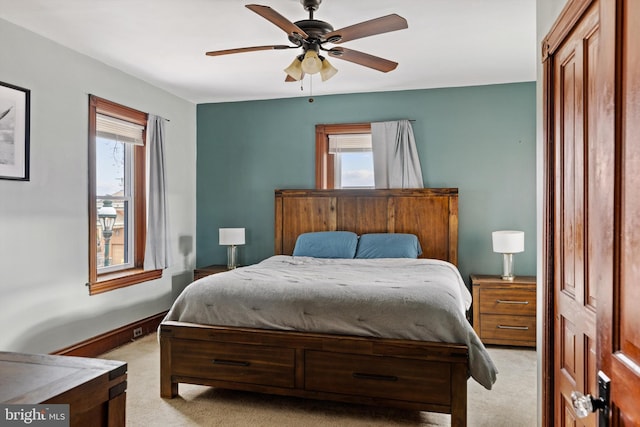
[304,351,451,405]
[171,339,295,388]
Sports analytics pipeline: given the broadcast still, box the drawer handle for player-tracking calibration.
[497,325,529,330]
[496,299,529,305]
[352,372,398,382]
[212,359,251,367]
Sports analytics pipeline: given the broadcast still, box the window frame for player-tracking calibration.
[88,95,161,295]
[315,123,371,189]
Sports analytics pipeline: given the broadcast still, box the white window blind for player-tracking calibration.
[328,133,372,153]
[96,114,144,146]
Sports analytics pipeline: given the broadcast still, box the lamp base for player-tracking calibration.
[227,245,238,270]
[501,253,515,281]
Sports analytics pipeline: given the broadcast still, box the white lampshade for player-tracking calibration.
[492,230,524,253]
[219,228,245,246]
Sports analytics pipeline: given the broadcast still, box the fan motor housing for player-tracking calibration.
[290,19,334,44]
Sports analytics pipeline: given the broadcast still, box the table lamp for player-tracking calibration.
[492,230,524,281]
[219,228,245,270]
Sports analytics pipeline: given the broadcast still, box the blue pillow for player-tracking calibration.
[355,233,423,259]
[292,231,358,258]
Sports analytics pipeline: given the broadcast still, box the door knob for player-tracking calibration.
[570,391,605,418]
[570,371,610,426]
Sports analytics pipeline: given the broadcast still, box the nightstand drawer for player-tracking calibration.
[480,314,536,344]
[479,288,536,316]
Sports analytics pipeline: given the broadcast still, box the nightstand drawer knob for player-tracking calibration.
[496,299,529,305]
[497,325,529,330]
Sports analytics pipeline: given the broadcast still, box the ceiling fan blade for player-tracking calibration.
[324,14,407,44]
[206,45,293,56]
[327,47,398,73]
[246,4,308,40]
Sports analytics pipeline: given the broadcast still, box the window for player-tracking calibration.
[315,123,373,189]
[95,114,139,273]
[88,96,161,295]
[329,133,374,188]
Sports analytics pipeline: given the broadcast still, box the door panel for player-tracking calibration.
[619,0,640,365]
[552,3,600,425]
[598,0,640,423]
[546,0,640,424]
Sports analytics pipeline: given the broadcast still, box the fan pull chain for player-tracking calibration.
[308,75,314,103]
[298,75,314,103]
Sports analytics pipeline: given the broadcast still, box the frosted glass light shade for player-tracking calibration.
[219,228,245,246]
[301,50,322,74]
[320,58,338,81]
[284,57,303,81]
[492,230,524,254]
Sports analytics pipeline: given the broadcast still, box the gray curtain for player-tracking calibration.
[144,115,172,270]
[371,120,424,189]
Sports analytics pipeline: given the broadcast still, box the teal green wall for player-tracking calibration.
[197,82,536,286]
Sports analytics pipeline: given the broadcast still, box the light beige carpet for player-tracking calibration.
[101,335,536,426]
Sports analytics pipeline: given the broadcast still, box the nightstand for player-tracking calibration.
[470,274,537,347]
[193,265,228,281]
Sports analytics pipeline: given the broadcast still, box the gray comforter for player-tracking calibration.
[163,255,498,389]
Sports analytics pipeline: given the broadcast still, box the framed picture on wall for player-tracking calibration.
[0,81,30,181]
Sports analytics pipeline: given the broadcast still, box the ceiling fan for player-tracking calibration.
[205,0,408,82]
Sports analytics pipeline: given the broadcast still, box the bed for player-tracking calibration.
[160,188,497,427]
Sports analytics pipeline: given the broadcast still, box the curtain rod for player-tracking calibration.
[150,113,170,122]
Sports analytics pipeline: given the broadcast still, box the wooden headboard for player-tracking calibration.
[274,188,458,265]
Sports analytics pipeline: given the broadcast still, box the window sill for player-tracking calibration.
[89,268,162,295]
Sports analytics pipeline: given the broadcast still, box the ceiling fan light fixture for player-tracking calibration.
[208,2,408,83]
[301,50,322,75]
[320,57,338,81]
[284,56,304,81]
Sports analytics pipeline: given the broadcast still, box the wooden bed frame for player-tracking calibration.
[160,188,469,427]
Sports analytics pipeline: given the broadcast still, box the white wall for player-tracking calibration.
[535,0,568,425]
[0,18,197,353]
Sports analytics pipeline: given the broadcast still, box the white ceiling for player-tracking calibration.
[0,0,536,104]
